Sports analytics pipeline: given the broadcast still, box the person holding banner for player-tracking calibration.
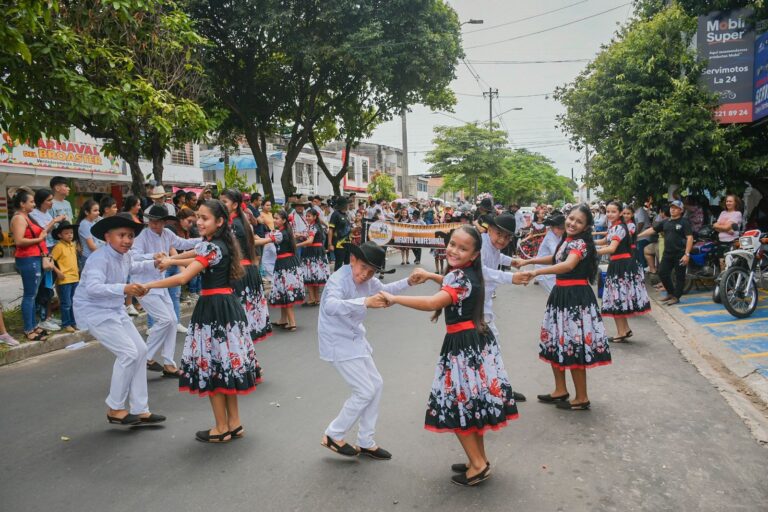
[328,197,352,271]
[395,208,411,265]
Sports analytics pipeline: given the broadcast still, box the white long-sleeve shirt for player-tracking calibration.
[480,232,514,320]
[535,229,560,292]
[130,228,200,295]
[73,244,156,330]
[318,265,411,362]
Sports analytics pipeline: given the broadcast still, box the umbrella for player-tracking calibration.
[393,198,410,205]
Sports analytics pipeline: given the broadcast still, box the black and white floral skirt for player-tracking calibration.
[269,256,306,307]
[233,264,272,342]
[179,294,260,396]
[425,329,518,435]
[602,258,651,317]
[301,246,330,286]
[540,285,611,370]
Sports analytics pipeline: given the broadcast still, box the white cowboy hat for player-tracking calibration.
[148,185,169,199]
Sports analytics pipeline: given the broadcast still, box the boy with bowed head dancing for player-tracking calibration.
[319,241,430,460]
[73,213,166,426]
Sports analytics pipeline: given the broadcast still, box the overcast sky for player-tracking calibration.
[366,0,634,182]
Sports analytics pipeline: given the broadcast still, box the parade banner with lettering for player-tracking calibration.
[366,221,462,249]
[754,31,768,122]
[0,131,124,175]
[697,8,756,123]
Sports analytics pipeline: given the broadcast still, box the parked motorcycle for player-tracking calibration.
[684,226,721,293]
[718,230,767,318]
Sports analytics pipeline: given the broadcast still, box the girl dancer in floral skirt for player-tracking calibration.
[144,200,259,443]
[297,207,330,305]
[515,204,611,410]
[220,189,272,344]
[596,201,650,342]
[256,210,305,331]
[380,226,518,487]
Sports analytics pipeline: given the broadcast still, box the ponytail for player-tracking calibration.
[200,199,244,281]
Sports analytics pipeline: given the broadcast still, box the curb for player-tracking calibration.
[0,302,195,367]
[649,293,768,444]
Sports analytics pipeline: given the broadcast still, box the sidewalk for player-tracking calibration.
[649,286,768,440]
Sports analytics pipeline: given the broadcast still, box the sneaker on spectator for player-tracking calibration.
[39,320,61,332]
[49,317,62,326]
[63,326,78,333]
[176,323,188,334]
[126,304,139,316]
[188,293,200,301]
[0,333,20,347]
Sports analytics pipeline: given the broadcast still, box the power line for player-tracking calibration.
[462,1,590,34]
[455,91,554,98]
[467,58,590,64]
[465,3,631,50]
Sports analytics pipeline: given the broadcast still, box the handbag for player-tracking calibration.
[42,255,55,271]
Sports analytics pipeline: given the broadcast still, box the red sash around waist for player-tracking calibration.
[277,252,295,259]
[610,253,632,261]
[309,243,324,247]
[556,279,589,287]
[446,320,475,334]
[201,288,233,296]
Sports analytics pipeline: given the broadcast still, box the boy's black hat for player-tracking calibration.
[52,220,79,240]
[346,241,387,271]
[144,204,177,222]
[91,212,144,241]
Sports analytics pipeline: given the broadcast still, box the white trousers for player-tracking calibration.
[325,356,383,449]
[139,291,178,366]
[89,315,149,415]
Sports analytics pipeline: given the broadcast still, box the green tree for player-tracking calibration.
[367,172,396,202]
[189,0,462,200]
[556,4,768,199]
[426,123,510,196]
[216,162,257,194]
[481,150,573,206]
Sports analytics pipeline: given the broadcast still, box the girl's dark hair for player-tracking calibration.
[178,208,196,220]
[12,189,32,210]
[554,203,599,284]
[34,188,53,208]
[76,199,99,224]
[220,189,256,263]
[99,196,116,215]
[431,225,487,333]
[122,195,140,212]
[199,200,244,281]
[274,210,296,252]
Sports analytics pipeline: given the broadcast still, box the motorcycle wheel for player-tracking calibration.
[712,280,722,303]
[719,266,758,318]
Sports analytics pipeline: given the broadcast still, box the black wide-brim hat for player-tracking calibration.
[91,212,144,241]
[544,214,566,227]
[346,241,387,271]
[52,220,79,240]
[144,204,177,222]
[488,213,516,235]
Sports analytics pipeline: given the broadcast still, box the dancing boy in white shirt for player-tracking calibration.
[132,204,200,377]
[73,213,165,426]
[319,241,427,459]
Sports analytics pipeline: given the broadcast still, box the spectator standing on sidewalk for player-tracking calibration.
[49,177,73,222]
[30,188,65,332]
[638,200,693,306]
[0,304,20,346]
[50,221,80,332]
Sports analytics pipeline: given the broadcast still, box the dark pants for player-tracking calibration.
[659,252,686,299]
[58,282,78,328]
[334,246,349,271]
[636,239,650,268]
[412,248,422,263]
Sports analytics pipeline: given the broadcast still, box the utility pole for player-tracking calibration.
[401,109,409,199]
[479,87,499,200]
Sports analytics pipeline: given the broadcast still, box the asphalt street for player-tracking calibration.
[1,259,767,512]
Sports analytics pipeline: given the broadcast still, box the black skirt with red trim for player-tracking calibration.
[179,293,260,397]
[425,327,518,435]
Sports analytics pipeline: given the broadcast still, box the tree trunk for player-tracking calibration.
[309,131,346,197]
[243,127,274,201]
[281,145,301,199]
[150,135,164,185]
[126,155,145,196]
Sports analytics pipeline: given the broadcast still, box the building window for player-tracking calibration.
[295,162,314,186]
[396,153,403,167]
[361,159,369,182]
[396,176,403,192]
[417,181,427,192]
[203,170,216,183]
[347,159,356,182]
[170,143,194,166]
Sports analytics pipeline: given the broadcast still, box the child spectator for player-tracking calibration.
[49,177,73,221]
[50,221,80,332]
